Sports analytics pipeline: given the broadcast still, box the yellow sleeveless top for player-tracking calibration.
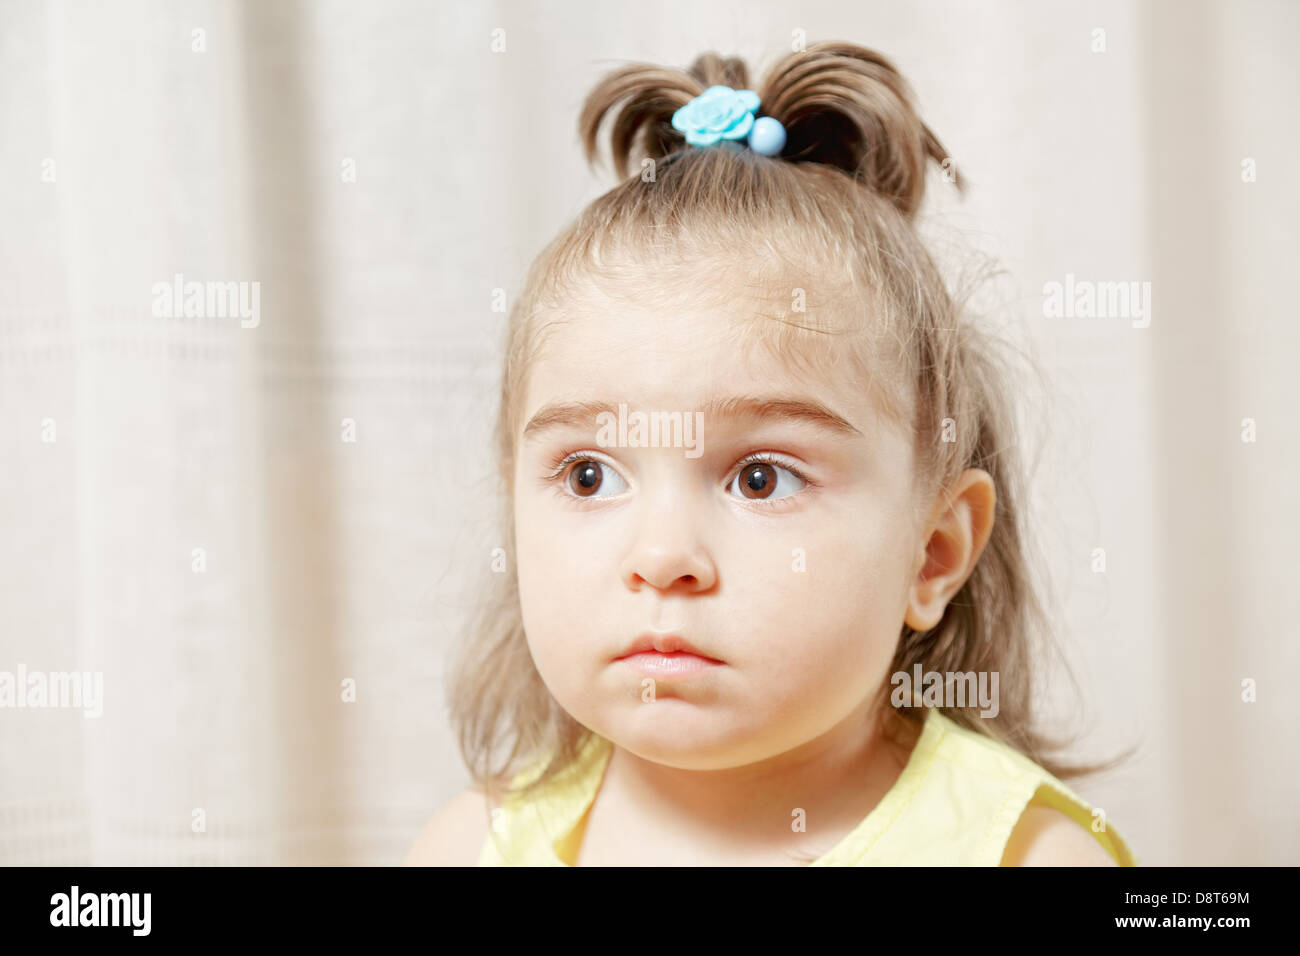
[476,707,1138,866]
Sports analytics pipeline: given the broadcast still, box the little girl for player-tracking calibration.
[408,40,1138,866]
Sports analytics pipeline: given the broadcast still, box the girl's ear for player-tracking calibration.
[904,469,997,632]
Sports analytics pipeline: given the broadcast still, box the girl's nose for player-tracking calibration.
[619,503,717,594]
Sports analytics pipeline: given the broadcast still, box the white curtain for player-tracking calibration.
[1,0,1295,865]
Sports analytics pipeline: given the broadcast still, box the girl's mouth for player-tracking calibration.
[614,651,725,678]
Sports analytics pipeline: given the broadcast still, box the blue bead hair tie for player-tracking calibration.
[671,85,787,157]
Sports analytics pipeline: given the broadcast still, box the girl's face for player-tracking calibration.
[512,279,924,770]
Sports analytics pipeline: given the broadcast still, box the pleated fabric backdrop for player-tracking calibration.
[0,0,1296,865]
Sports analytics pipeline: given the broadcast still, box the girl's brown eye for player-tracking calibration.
[727,459,805,502]
[739,463,776,499]
[561,459,627,499]
[568,461,602,497]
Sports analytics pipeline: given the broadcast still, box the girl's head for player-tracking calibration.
[452,42,1101,793]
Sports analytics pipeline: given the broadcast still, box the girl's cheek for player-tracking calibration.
[514,503,564,626]
[746,519,903,633]
[515,505,597,631]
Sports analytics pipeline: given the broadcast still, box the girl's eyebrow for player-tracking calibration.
[521,394,863,441]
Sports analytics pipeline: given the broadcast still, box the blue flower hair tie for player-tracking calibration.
[671,85,787,157]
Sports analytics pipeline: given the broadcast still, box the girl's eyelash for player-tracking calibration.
[542,449,814,489]
[734,451,812,485]
[544,449,609,482]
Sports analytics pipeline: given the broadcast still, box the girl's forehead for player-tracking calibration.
[535,273,857,367]
[530,304,809,393]
[535,304,751,363]
[520,308,906,449]
[525,278,910,428]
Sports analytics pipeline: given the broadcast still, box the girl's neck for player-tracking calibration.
[579,695,920,864]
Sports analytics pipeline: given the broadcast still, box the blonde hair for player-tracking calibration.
[447,42,1130,809]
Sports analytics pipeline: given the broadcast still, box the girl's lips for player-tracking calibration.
[615,651,724,678]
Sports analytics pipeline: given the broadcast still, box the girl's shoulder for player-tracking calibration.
[910,709,1139,866]
[403,782,500,867]
[1001,800,1122,865]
